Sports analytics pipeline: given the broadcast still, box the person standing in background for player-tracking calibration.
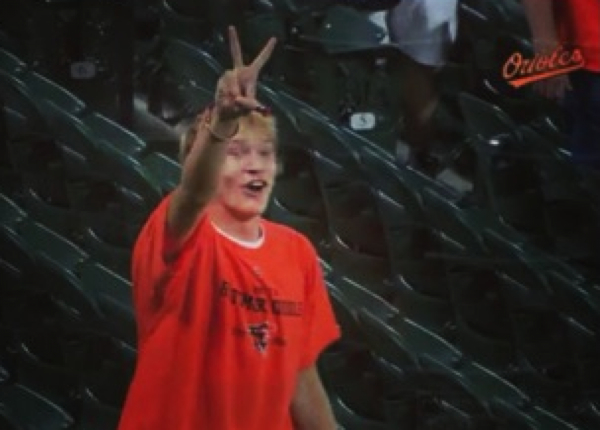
[386,0,459,170]
[522,0,600,169]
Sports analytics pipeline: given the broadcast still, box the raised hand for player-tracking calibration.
[214,26,277,121]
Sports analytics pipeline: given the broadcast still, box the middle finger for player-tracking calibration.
[228,26,244,69]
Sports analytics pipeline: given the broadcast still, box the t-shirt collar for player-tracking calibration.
[210,220,265,249]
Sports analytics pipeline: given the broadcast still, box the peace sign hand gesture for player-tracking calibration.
[213,26,277,123]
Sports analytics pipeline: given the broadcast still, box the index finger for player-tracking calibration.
[228,26,244,68]
[249,37,277,72]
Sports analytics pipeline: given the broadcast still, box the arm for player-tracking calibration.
[166,27,276,250]
[521,0,559,53]
[290,366,337,430]
[167,113,235,243]
[521,0,571,99]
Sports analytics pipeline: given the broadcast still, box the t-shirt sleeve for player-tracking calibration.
[130,193,202,343]
[299,240,341,369]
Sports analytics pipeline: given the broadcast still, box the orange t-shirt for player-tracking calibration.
[117,195,340,430]
[555,0,600,71]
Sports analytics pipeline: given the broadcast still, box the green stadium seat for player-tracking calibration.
[256,83,304,149]
[355,308,422,374]
[79,261,135,347]
[420,355,530,410]
[546,271,600,335]
[147,37,222,122]
[0,48,26,75]
[332,275,397,321]
[18,220,100,321]
[329,393,387,430]
[420,187,487,255]
[20,187,77,239]
[0,383,73,430]
[315,5,387,54]
[158,0,212,46]
[6,130,70,216]
[454,314,516,371]
[21,71,86,117]
[15,336,80,414]
[484,229,549,289]
[82,111,147,159]
[141,151,181,195]
[311,152,390,291]
[0,290,64,333]
[61,332,134,408]
[270,0,334,16]
[321,349,388,421]
[75,388,121,430]
[276,147,320,206]
[0,196,36,285]
[80,228,131,280]
[388,274,455,338]
[163,38,224,87]
[359,148,419,215]
[326,281,367,347]
[488,399,539,430]
[0,70,47,134]
[93,141,163,213]
[383,364,489,429]
[529,404,589,430]
[0,411,21,430]
[66,178,144,249]
[450,267,516,368]
[507,309,580,409]
[39,99,104,179]
[296,105,358,164]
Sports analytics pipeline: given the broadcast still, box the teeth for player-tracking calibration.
[246,180,267,192]
[247,180,266,188]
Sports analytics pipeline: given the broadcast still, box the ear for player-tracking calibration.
[276,158,284,177]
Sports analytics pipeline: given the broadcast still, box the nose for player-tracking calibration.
[244,150,266,172]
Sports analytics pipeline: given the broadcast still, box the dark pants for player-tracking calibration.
[564,69,600,170]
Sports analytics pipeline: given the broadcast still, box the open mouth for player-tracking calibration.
[244,179,268,195]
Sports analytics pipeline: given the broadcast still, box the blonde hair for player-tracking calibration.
[178,108,277,164]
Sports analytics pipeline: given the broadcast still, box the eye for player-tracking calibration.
[227,142,243,157]
[259,146,275,158]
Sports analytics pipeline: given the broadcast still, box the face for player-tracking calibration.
[213,123,277,221]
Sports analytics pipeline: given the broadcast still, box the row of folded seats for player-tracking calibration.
[143,0,600,277]
[0,195,598,430]
[140,6,600,426]
[0,47,182,278]
[0,192,135,429]
[0,46,170,429]
[2,62,599,429]
[1,0,600,428]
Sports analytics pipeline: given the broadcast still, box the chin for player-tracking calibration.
[228,204,267,221]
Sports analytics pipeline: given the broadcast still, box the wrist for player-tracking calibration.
[204,105,239,142]
[207,120,239,142]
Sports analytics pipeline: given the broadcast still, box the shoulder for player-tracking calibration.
[262,219,317,257]
[133,193,210,264]
[262,219,320,273]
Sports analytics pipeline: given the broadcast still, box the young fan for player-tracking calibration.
[118,27,340,430]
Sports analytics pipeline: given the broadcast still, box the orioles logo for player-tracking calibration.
[502,45,585,88]
[248,322,271,354]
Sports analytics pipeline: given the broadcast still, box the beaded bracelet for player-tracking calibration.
[204,120,240,142]
[202,103,239,142]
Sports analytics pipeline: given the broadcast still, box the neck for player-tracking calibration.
[207,204,262,242]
